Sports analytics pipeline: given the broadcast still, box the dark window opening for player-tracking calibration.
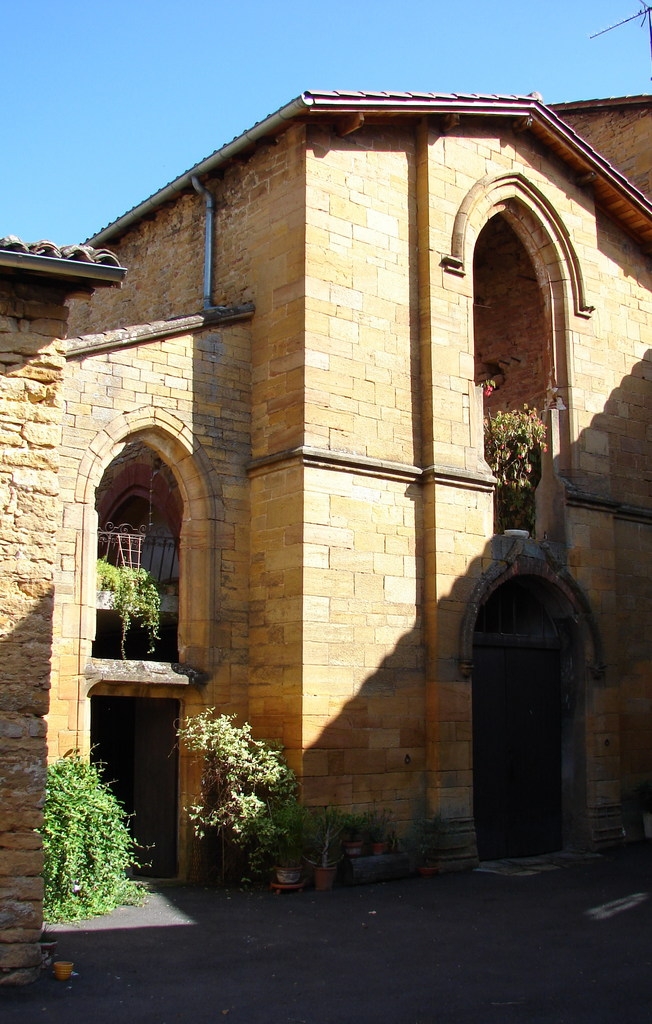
[94,443,181,662]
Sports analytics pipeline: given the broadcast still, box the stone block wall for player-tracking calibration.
[0,276,67,984]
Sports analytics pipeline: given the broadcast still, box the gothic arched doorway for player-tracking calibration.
[472,577,562,860]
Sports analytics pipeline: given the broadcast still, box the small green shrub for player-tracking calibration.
[96,558,161,658]
[178,710,298,881]
[41,755,143,922]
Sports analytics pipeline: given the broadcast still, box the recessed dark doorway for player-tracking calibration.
[90,695,179,877]
[472,580,562,860]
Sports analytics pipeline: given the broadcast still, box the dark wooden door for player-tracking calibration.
[91,696,179,877]
[133,698,179,877]
[473,646,561,860]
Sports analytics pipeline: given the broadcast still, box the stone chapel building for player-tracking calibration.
[38,91,652,884]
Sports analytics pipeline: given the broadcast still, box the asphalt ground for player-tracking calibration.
[2,842,652,1024]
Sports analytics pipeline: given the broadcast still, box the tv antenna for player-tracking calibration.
[590,5,652,77]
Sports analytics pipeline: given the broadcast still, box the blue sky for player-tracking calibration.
[3,0,651,245]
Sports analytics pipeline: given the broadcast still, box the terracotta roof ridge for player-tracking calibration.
[66,304,255,358]
[0,235,123,268]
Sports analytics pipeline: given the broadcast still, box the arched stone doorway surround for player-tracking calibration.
[72,407,221,731]
[459,536,612,856]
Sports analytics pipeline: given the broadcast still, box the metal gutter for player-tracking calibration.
[0,249,126,286]
[89,93,314,247]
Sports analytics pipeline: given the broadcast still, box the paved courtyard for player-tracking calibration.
[3,843,652,1023]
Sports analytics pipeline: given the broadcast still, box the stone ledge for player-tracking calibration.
[85,659,208,687]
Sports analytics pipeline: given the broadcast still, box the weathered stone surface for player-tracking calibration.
[0,942,41,969]
[0,851,43,877]
[0,274,70,984]
[0,965,40,986]
[0,899,40,928]
[0,877,43,901]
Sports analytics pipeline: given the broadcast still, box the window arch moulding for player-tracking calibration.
[73,406,221,675]
[440,172,596,321]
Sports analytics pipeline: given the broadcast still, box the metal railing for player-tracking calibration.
[98,522,179,582]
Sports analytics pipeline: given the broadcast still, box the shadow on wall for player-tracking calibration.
[298,348,652,845]
[301,623,426,814]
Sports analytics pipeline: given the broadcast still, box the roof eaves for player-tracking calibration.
[87,90,652,252]
[0,236,126,287]
[88,92,540,246]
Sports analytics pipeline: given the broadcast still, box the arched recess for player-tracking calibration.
[445,172,596,494]
[460,541,606,856]
[448,172,594,321]
[74,406,221,686]
[459,541,605,676]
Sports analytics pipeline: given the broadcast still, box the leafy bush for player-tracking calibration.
[178,711,298,881]
[41,755,143,922]
[483,406,547,534]
[96,558,161,658]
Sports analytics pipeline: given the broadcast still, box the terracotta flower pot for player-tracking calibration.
[313,865,337,891]
[417,865,438,878]
[39,941,58,969]
[371,842,387,855]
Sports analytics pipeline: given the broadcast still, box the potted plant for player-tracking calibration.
[407,815,448,876]
[96,558,161,659]
[304,807,343,890]
[637,781,652,839]
[341,811,366,858]
[271,800,309,885]
[483,403,547,535]
[363,807,392,855]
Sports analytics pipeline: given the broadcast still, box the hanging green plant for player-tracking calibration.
[96,558,161,659]
[483,404,547,535]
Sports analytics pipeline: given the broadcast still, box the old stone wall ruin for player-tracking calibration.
[0,274,67,984]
